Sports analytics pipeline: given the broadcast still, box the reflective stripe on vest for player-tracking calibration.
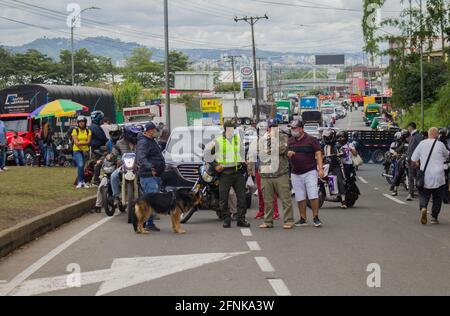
[216,135,242,168]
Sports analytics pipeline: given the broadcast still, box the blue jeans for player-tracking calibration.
[0,146,6,169]
[111,168,122,198]
[73,151,86,185]
[13,150,24,166]
[140,177,161,227]
[44,144,54,166]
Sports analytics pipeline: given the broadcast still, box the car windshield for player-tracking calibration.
[322,108,334,115]
[166,128,223,156]
[3,119,28,132]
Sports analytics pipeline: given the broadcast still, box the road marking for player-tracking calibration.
[8,252,249,296]
[268,279,291,296]
[255,257,275,272]
[246,241,261,251]
[358,176,369,184]
[383,194,407,205]
[0,216,114,296]
[241,228,253,237]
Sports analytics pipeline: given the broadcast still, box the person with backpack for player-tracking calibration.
[72,116,92,189]
[412,128,449,225]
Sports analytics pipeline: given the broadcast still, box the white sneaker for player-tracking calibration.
[3,167,8,171]
[76,183,83,189]
[83,183,91,189]
[0,169,4,173]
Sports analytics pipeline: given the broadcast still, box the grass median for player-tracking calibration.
[0,167,96,231]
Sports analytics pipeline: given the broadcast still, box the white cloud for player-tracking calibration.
[0,0,405,52]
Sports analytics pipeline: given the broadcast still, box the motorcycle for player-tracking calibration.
[181,163,253,224]
[55,138,73,167]
[181,163,221,224]
[120,153,139,224]
[382,153,409,191]
[313,155,360,209]
[102,159,125,216]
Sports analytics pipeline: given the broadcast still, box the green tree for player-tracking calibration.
[112,79,143,111]
[215,82,241,93]
[163,51,191,87]
[0,47,14,88]
[176,93,200,112]
[125,47,163,88]
[12,49,58,84]
[58,49,111,85]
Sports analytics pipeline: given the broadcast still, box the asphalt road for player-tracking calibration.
[1,110,449,296]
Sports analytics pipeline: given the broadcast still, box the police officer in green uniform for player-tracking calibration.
[206,120,250,228]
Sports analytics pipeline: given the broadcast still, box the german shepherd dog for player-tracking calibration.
[134,191,202,234]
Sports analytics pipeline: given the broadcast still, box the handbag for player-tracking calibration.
[352,154,364,167]
[416,140,437,190]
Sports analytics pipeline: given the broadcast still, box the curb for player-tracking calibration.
[0,196,96,258]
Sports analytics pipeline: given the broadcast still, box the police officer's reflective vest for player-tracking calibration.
[215,135,243,168]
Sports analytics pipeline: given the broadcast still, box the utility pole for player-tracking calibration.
[224,55,240,121]
[419,0,424,131]
[164,0,171,131]
[70,6,100,86]
[234,15,269,122]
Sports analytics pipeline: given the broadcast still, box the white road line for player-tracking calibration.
[241,228,253,237]
[0,216,114,296]
[246,241,261,251]
[383,194,407,205]
[255,257,275,272]
[358,176,369,184]
[268,279,292,296]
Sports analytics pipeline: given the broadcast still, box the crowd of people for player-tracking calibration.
[387,122,450,225]
[2,111,448,230]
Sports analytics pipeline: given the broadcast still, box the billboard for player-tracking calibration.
[315,55,345,65]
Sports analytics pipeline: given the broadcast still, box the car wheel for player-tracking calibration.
[372,150,385,164]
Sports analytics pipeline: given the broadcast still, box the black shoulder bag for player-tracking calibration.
[416,140,437,191]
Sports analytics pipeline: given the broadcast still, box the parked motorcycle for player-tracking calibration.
[55,138,73,167]
[181,162,253,224]
[181,163,221,224]
[312,157,361,209]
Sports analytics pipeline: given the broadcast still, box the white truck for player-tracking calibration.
[222,99,254,125]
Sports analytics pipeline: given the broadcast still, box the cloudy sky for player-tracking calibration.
[0,0,406,53]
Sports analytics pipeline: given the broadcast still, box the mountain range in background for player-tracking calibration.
[3,36,366,66]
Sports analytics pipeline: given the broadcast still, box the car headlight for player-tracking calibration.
[123,157,135,169]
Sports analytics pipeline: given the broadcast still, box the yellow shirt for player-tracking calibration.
[72,128,91,152]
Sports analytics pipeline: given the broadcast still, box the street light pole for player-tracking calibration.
[235,15,268,122]
[224,56,240,121]
[164,0,171,131]
[420,0,425,131]
[71,7,100,86]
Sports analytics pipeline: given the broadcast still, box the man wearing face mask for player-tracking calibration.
[288,120,324,227]
[136,122,165,232]
[206,120,250,229]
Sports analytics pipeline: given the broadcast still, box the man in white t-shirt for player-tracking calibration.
[411,128,450,225]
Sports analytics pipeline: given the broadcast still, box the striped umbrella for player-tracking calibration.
[29,99,89,119]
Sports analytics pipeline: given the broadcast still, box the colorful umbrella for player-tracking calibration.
[29,99,89,119]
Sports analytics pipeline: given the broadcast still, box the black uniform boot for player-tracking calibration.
[223,217,232,228]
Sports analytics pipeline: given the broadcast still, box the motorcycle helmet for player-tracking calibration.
[439,128,449,142]
[76,115,87,123]
[109,124,122,143]
[322,129,336,145]
[401,129,410,141]
[90,111,105,125]
[123,126,141,145]
[336,131,349,145]
[394,131,402,141]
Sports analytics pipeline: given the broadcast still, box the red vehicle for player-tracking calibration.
[1,113,40,165]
